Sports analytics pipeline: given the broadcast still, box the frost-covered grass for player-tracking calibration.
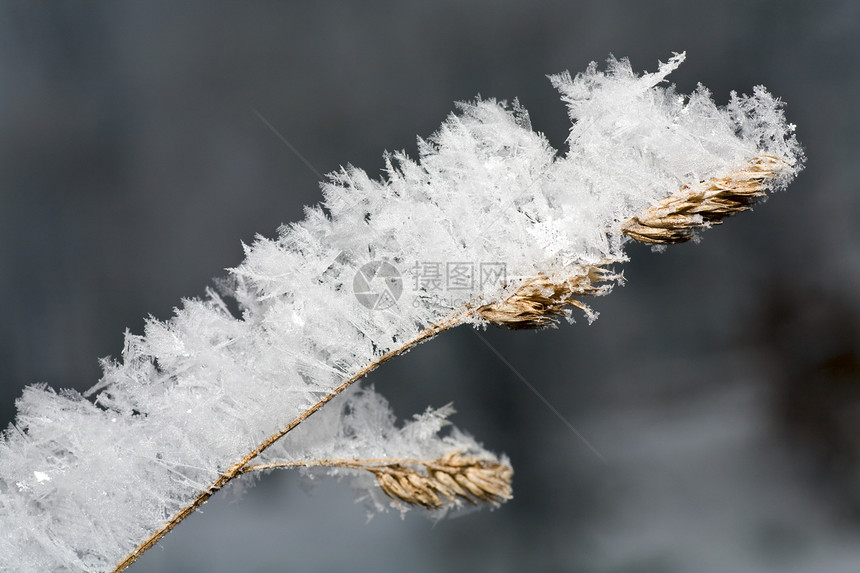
[0,53,802,572]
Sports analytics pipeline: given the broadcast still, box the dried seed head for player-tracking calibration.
[368,452,513,510]
[477,263,620,329]
[475,155,789,330]
[621,155,789,244]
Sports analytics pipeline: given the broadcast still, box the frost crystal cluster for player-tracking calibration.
[0,53,802,572]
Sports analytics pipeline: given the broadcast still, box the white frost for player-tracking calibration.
[0,54,802,572]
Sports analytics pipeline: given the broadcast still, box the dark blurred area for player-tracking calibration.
[2,2,859,572]
[757,284,860,520]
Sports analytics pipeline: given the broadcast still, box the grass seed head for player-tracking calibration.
[477,264,619,329]
[369,453,513,510]
[621,155,789,244]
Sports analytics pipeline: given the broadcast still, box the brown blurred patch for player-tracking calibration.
[755,284,860,518]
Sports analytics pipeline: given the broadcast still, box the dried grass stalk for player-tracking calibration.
[112,154,792,571]
[242,452,513,510]
[621,154,788,244]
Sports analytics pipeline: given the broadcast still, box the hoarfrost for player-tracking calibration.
[0,54,802,571]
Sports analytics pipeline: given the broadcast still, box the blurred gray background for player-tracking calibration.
[2,1,859,572]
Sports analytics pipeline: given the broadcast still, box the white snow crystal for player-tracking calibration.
[0,54,802,572]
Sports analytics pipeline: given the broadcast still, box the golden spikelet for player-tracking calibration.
[621,154,788,244]
[241,452,513,510]
[478,154,789,330]
[477,263,619,329]
[368,452,513,510]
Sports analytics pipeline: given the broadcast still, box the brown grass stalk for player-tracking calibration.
[111,154,786,572]
[110,306,476,573]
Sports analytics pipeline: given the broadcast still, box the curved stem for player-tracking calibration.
[240,457,446,474]
[110,156,781,572]
[111,306,476,573]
